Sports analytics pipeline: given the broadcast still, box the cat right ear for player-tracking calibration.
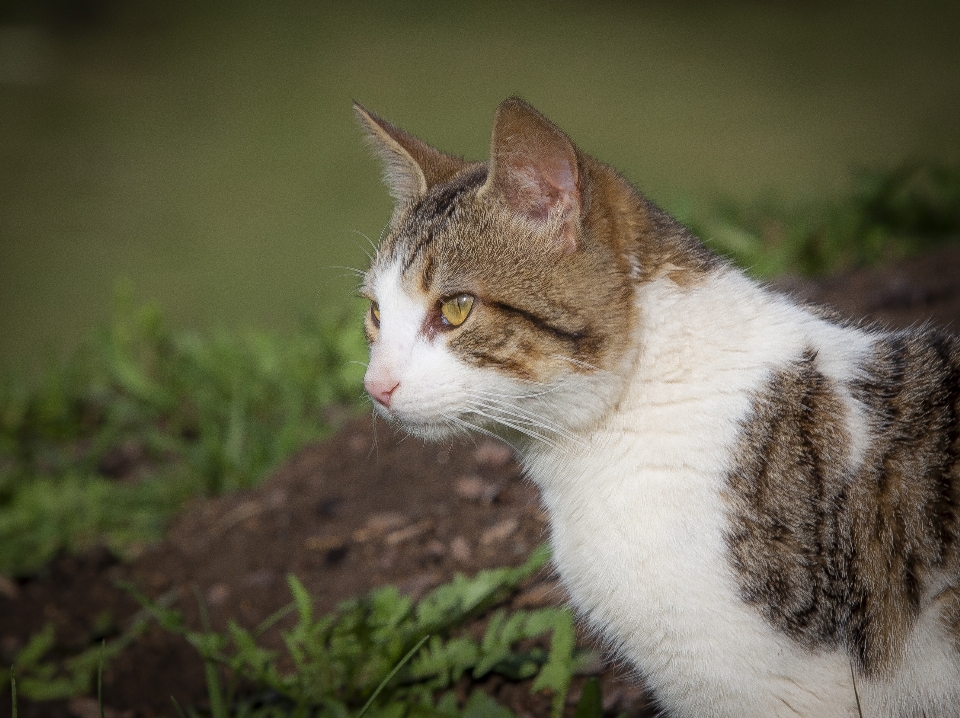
[354,102,466,204]
[481,97,582,254]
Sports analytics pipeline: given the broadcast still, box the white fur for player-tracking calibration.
[367,260,960,717]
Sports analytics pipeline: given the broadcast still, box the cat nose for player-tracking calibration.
[365,375,400,408]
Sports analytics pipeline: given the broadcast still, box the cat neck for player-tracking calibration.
[581,157,719,286]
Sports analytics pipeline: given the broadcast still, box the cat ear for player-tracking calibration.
[354,102,466,203]
[481,97,582,254]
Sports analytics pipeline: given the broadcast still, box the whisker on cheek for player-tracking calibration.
[446,412,522,454]
[464,393,584,447]
[463,402,564,452]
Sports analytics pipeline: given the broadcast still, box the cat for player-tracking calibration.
[354,97,960,717]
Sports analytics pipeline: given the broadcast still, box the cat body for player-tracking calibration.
[355,98,960,717]
[529,268,960,717]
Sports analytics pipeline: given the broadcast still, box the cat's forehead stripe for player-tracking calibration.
[416,166,485,219]
[393,167,487,275]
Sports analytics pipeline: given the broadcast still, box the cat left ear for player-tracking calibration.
[354,102,466,204]
[481,97,582,254]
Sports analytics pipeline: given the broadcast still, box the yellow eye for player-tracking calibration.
[440,294,474,327]
[370,301,381,327]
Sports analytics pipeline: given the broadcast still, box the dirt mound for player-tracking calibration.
[3,244,960,718]
[774,243,960,330]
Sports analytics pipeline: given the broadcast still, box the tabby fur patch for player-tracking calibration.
[726,331,960,675]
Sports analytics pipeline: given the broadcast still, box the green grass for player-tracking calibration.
[8,545,599,718]
[124,544,583,718]
[1,591,176,702]
[0,285,367,576]
[684,161,960,278]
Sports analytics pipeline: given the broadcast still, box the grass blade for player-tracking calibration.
[98,641,105,718]
[254,602,296,637]
[573,677,602,718]
[204,660,227,718]
[193,585,228,718]
[355,634,430,718]
[171,696,189,718]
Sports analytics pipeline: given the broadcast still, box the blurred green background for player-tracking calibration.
[2,0,959,375]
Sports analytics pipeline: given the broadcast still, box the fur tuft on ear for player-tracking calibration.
[481,97,582,254]
[353,102,467,204]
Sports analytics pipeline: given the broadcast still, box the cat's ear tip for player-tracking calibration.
[353,103,398,143]
[496,96,539,117]
[493,97,567,143]
[352,101,379,126]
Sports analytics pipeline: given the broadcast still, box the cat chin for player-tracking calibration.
[391,417,472,442]
[400,422,466,442]
[374,405,505,443]
[370,404,467,442]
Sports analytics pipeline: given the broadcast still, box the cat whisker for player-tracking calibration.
[436,411,473,438]
[349,230,378,261]
[326,265,368,279]
[446,412,523,454]
[463,402,566,451]
[468,398,558,431]
[473,382,562,401]
[463,382,590,432]
[465,394,584,446]
[462,391,556,425]
[366,409,381,461]
[463,404,555,445]
[315,273,365,298]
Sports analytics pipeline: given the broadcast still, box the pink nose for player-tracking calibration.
[365,376,400,408]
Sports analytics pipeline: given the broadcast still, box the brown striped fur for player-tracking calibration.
[726,330,960,675]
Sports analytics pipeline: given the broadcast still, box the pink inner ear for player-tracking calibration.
[509,158,577,222]
[503,153,580,253]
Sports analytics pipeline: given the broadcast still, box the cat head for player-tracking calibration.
[356,98,707,445]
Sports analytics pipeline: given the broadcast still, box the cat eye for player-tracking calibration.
[370,301,381,328]
[439,294,474,327]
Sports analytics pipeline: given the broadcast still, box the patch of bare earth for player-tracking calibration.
[3,244,960,718]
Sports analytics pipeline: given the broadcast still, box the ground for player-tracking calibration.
[3,244,960,718]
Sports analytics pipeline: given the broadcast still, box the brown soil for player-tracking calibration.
[2,244,960,718]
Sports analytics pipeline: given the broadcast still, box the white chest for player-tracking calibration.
[520,274,863,717]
